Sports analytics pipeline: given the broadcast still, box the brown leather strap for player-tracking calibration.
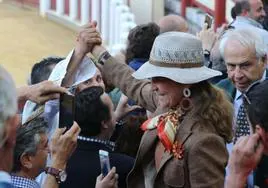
[149,60,203,68]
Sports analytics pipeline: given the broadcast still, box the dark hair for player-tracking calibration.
[30,56,64,84]
[125,22,160,64]
[115,114,145,158]
[246,80,268,132]
[12,117,48,172]
[74,86,110,137]
[231,6,237,19]
[233,1,250,17]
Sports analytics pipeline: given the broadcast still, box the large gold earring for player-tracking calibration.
[180,88,193,112]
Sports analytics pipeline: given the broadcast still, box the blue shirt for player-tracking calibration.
[0,171,12,188]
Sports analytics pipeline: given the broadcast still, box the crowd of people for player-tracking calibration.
[1,0,268,187]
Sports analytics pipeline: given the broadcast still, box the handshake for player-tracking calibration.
[76,21,103,56]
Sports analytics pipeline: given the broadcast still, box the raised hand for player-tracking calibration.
[95,167,118,188]
[18,80,67,104]
[225,133,264,188]
[50,122,81,169]
[196,23,217,52]
[76,21,102,55]
[114,94,142,121]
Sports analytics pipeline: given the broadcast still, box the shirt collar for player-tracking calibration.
[236,16,264,29]
[235,70,267,101]
[11,174,40,188]
[78,135,116,151]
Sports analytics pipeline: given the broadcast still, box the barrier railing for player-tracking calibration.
[181,0,235,29]
[40,0,136,54]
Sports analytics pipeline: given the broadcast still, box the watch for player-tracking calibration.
[98,51,111,65]
[45,167,67,184]
[203,49,211,56]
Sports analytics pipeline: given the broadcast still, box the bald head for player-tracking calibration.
[158,15,189,33]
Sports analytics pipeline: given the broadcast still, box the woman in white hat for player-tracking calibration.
[80,27,233,187]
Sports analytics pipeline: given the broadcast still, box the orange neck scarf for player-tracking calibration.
[141,108,185,152]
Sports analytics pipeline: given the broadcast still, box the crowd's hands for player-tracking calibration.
[114,94,142,121]
[75,21,102,56]
[50,122,81,169]
[196,23,218,52]
[95,167,118,188]
[17,80,67,105]
[225,134,264,188]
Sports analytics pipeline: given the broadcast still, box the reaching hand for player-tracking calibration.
[114,94,142,121]
[50,122,81,169]
[26,80,67,104]
[228,134,264,181]
[76,21,102,56]
[95,167,118,188]
[196,23,217,52]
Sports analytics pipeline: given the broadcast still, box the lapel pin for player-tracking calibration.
[172,140,184,159]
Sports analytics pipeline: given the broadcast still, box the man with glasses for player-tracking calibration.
[218,28,268,187]
[11,117,50,188]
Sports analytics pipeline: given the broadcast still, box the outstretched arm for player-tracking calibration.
[62,22,102,87]
[17,80,66,105]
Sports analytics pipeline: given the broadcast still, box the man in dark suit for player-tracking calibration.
[217,28,268,187]
[60,86,134,188]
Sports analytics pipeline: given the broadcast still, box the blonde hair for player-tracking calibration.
[191,81,233,143]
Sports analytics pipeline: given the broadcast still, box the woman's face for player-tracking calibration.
[76,69,105,93]
[151,77,185,109]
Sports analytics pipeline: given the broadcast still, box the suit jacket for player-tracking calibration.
[102,56,229,187]
[60,140,134,188]
[255,155,268,187]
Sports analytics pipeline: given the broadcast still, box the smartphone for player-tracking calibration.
[99,150,111,176]
[204,14,213,29]
[59,93,74,129]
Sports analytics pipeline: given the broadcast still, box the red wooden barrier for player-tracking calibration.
[181,0,227,29]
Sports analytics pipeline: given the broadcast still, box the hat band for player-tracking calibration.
[149,60,203,68]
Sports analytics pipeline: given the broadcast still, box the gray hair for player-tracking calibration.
[12,117,48,172]
[219,28,268,61]
[0,66,17,147]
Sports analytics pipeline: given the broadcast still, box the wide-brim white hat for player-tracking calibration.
[132,32,222,84]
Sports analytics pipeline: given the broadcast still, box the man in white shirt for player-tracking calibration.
[218,28,268,187]
[229,0,268,45]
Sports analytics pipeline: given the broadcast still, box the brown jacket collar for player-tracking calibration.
[133,110,197,174]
